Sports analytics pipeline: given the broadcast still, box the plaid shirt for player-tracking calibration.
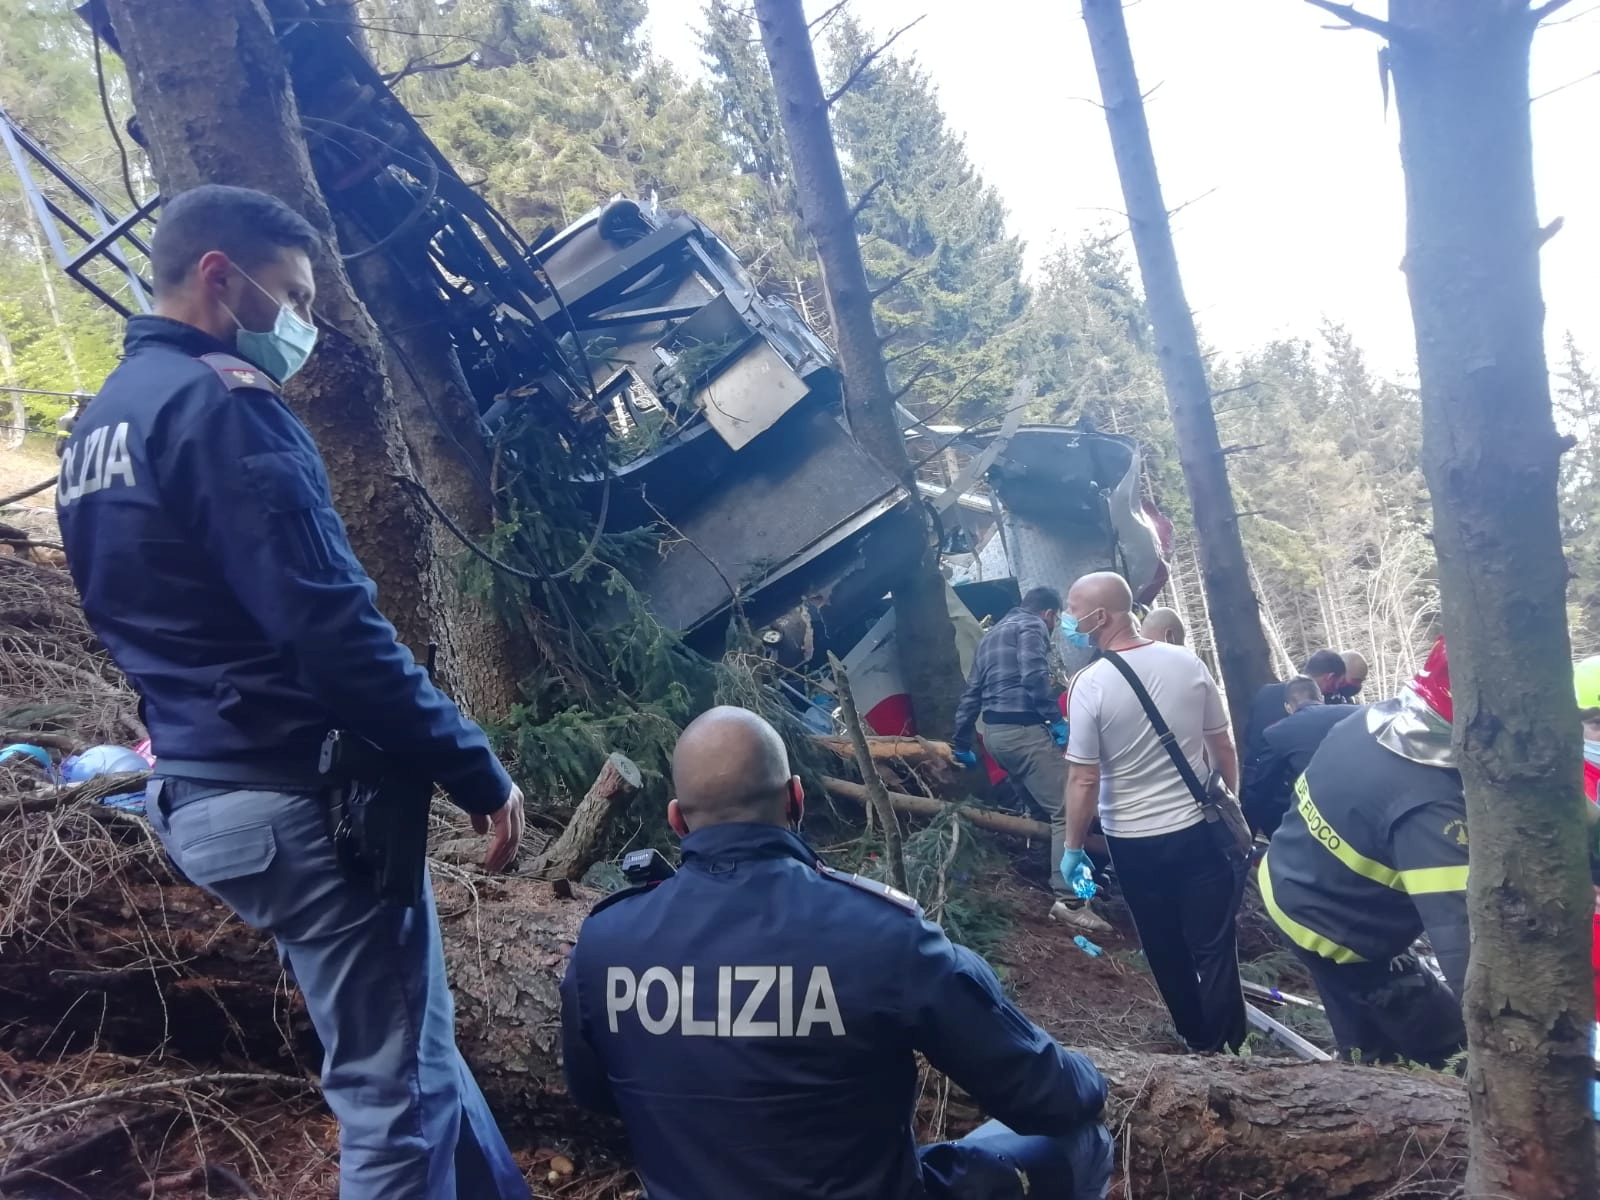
[951,608,1058,750]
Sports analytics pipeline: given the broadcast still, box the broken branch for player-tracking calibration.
[1302,0,1400,38]
[826,654,908,891]
[527,752,642,882]
[823,16,926,106]
[822,775,1052,840]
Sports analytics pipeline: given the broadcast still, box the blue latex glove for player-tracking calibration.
[1049,719,1069,747]
[1060,847,1093,892]
[952,748,979,768]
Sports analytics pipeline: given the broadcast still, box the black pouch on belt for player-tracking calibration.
[319,729,431,908]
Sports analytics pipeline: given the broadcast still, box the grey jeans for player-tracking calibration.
[981,723,1069,896]
[146,779,528,1200]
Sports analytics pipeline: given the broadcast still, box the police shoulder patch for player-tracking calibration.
[199,352,279,395]
[816,863,922,914]
[588,881,661,917]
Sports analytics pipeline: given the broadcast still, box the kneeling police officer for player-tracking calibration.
[561,705,1113,1200]
[56,185,528,1200]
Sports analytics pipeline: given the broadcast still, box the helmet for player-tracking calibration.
[1368,636,1454,768]
[1575,655,1600,710]
[1409,637,1452,723]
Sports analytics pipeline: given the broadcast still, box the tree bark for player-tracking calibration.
[100,0,441,656]
[268,5,532,715]
[1379,3,1595,1195]
[754,0,964,739]
[528,752,642,882]
[1080,0,1274,742]
[1090,1048,1473,1199]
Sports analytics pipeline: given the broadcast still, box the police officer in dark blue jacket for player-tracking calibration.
[561,706,1113,1200]
[55,185,529,1200]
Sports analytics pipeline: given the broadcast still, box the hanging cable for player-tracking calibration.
[91,26,141,210]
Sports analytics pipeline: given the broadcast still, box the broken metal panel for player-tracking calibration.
[637,405,919,636]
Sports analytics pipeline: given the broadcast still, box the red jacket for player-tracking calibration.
[1587,762,1599,1020]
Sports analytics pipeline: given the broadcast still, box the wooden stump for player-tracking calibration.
[526,752,642,882]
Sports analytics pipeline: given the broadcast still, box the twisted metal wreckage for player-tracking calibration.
[1,0,1170,736]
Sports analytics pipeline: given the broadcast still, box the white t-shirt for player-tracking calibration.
[1065,642,1230,838]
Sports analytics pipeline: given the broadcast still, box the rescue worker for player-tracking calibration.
[1325,650,1369,705]
[561,706,1114,1200]
[1572,656,1600,1017]
[1242,649,1345,765]
[1259,638,1467,1067]
[1060,572,1246,1054]
[54,185,528,1200]
[951,586,1109,933]
[1139,606,1186,647]
[1240,676,1363,837]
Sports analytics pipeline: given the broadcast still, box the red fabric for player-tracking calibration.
[1586,765,1600,1019]
[1411,636,1452,723]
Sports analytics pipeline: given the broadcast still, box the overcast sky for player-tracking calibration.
[642,0,1598,380]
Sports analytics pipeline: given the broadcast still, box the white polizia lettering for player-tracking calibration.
[57,422,137,506]
[602,965,846,1037]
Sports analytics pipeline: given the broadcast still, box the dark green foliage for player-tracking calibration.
[825,16,1029,427]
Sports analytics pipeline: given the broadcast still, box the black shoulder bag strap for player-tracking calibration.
[1098,650,1209,810]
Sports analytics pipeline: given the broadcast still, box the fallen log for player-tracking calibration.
[1089,1048,1469,1198]
[821,775,1051,840]
[526,752,642,882]
[812,734,954,763]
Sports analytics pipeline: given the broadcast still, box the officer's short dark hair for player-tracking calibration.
[1284,675,1323,712]
[1303,649,1345,678]
[150,185,321,291]
[1021,586,1062,614]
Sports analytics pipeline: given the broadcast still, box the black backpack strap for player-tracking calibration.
[1099,650,1209,810]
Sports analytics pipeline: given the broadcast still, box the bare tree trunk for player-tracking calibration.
[753,0,964,739]
[1324,1,1594,1194]
[27,224,85,393]
[100,0,441,656]
[1080,0,1274,741]
[0,320,23,453]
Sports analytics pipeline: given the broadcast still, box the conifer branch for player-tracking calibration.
[848,178,886,222]
[1302,0,1400,39]
[1532,0,1576,20]
[807,0,852,32]
[824,16,926,106]
[869,266,917,303]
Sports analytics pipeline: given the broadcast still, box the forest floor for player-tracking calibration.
[0,437,58,507]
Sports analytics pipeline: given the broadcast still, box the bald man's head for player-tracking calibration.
[1141,606,1186,646]
[1066,571,1135,648]
[1340,651,1369,685]
[669,706,802,835]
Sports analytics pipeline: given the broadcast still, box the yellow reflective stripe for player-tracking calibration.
[1257,852,1367,964]
[1396,864,1468,894]
[1294,775,1403,889]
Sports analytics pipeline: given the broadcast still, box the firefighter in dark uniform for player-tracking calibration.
[1259,637,1468,1067]
[561,706,1114,1200]
[54,185,528,1200]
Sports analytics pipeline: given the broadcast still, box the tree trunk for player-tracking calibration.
[269,4,532,715]
[100,0,441,656]
[1091,1047,1475,1198]
[1080,0,1274,742]
[753,0,963,739]
[1381,2,1596,1194]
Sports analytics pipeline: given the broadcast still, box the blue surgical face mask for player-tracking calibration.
[1585,739,1600,769]
[1059,610,1101,652]
[224,266,317,382]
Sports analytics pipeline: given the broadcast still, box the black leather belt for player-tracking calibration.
[154,757,325,792]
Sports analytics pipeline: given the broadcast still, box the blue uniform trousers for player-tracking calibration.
[147,780,528,1200]
[920,1118,1114,1200]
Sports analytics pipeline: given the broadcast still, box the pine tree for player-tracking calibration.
[825,15,1028,425]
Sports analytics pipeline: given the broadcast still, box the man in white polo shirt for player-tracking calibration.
[1057,572,1246,1053]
